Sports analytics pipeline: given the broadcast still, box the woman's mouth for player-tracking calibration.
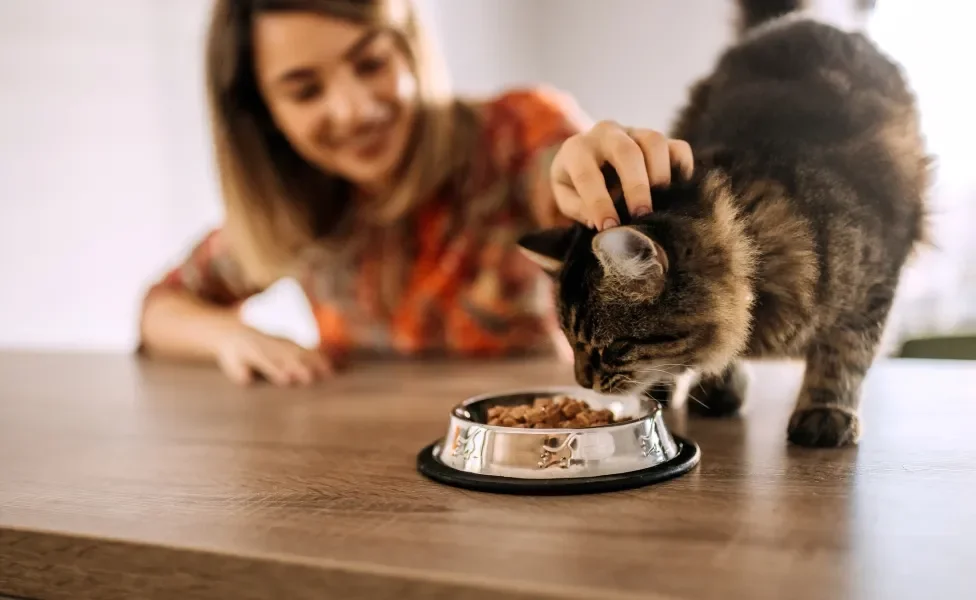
[348,115,396,160]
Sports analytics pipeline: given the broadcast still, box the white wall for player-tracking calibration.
[0,1,883,351]
[0,1,183,350]
[534,0,735,130]
[417,0,545,96]
[0,0,735,351]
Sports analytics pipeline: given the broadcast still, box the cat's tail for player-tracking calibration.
[735,0,807,37]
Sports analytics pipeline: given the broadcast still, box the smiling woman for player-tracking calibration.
[137,0,584,385]
[136,0,691,387]
[205,0,458,279]
[254,18,415,191]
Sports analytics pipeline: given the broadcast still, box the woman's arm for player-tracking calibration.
[139,229,331,386]
[139,286,247,362]
[139,229,257,358]
[501,87,593,229]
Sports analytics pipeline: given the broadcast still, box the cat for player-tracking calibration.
[516,0,931,447]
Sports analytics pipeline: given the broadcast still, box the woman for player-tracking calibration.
[139,0,692,386]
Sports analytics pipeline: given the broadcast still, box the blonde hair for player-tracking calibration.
[205,0,477,286]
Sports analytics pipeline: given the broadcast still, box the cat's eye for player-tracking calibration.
[641,332,688,345]
[604,340,635,357]
[612,333,687,348]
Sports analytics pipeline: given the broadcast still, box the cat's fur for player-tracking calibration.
[517,0,930,447]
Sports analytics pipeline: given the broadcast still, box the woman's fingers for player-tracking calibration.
[558,136,616,229]
[593,122,652,221]
[551,121,694,230]
[251,351,292,387]
[301,349,333,380]
[629,128,673,192]
[220,354,255,386]
[668,139,695,181]
[273,347,332,387]
[284,358,315,386]
[213,327,334,388]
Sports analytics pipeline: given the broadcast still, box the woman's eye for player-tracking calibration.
[355,56,387,76]
[291,84,321,103]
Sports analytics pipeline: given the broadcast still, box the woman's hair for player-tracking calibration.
[205,0,476,286]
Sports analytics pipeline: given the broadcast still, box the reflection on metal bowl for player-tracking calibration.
[416,387,701,495]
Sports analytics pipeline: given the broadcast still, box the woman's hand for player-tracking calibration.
[214,326,333,386]
[550,121,694,230]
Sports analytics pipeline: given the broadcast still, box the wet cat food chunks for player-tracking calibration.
[486,395,616,428]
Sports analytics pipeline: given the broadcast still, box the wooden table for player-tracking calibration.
[1,352,974,600]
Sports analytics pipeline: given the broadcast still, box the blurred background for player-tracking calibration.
[0,0,972,357]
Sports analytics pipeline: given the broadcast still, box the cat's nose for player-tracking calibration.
[576,363,594,389]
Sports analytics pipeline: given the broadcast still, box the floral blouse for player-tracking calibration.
[144,87,587,360]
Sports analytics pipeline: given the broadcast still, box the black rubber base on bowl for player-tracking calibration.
[416,435,701,495]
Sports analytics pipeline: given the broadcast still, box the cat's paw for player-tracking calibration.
[688,367,747,418]
[688,383,744,418]
[787,405,861,447]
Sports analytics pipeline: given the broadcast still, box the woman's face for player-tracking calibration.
[253,12,417,191]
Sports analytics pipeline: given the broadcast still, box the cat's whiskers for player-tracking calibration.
[628,364,711,409]
[612,368,673,398]
[687,394,709,409]
[616,373,709,409]
[616,374,643,388]
[643,363,693,371]
[631,365,689,378]
[632,362,692,370]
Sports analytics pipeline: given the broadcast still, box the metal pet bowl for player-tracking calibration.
[416,386,700,495]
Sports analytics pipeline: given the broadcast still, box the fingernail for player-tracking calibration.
[632,206,650,218]
[601,218,618,230]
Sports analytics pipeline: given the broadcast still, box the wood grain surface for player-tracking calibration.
[1,351,974,600]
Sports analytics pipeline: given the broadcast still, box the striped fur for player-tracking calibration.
[517,5,929,447]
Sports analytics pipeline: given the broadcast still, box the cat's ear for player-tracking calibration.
[592,226,669,286]
[517,227,574,276]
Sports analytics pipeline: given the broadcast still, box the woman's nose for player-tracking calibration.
[320,78,370,139]
[321,92,355,139]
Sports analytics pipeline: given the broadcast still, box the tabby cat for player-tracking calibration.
[517,0,930,447]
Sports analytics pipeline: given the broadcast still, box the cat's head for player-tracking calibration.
[518,171,756,396]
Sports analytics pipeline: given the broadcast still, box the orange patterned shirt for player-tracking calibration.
[145,87,587,360]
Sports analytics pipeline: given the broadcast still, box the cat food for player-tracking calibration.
[486,395,616,428]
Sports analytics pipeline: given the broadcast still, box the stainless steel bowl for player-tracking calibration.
[417,386,700,494]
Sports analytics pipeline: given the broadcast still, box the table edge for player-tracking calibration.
[0,525,658,600]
